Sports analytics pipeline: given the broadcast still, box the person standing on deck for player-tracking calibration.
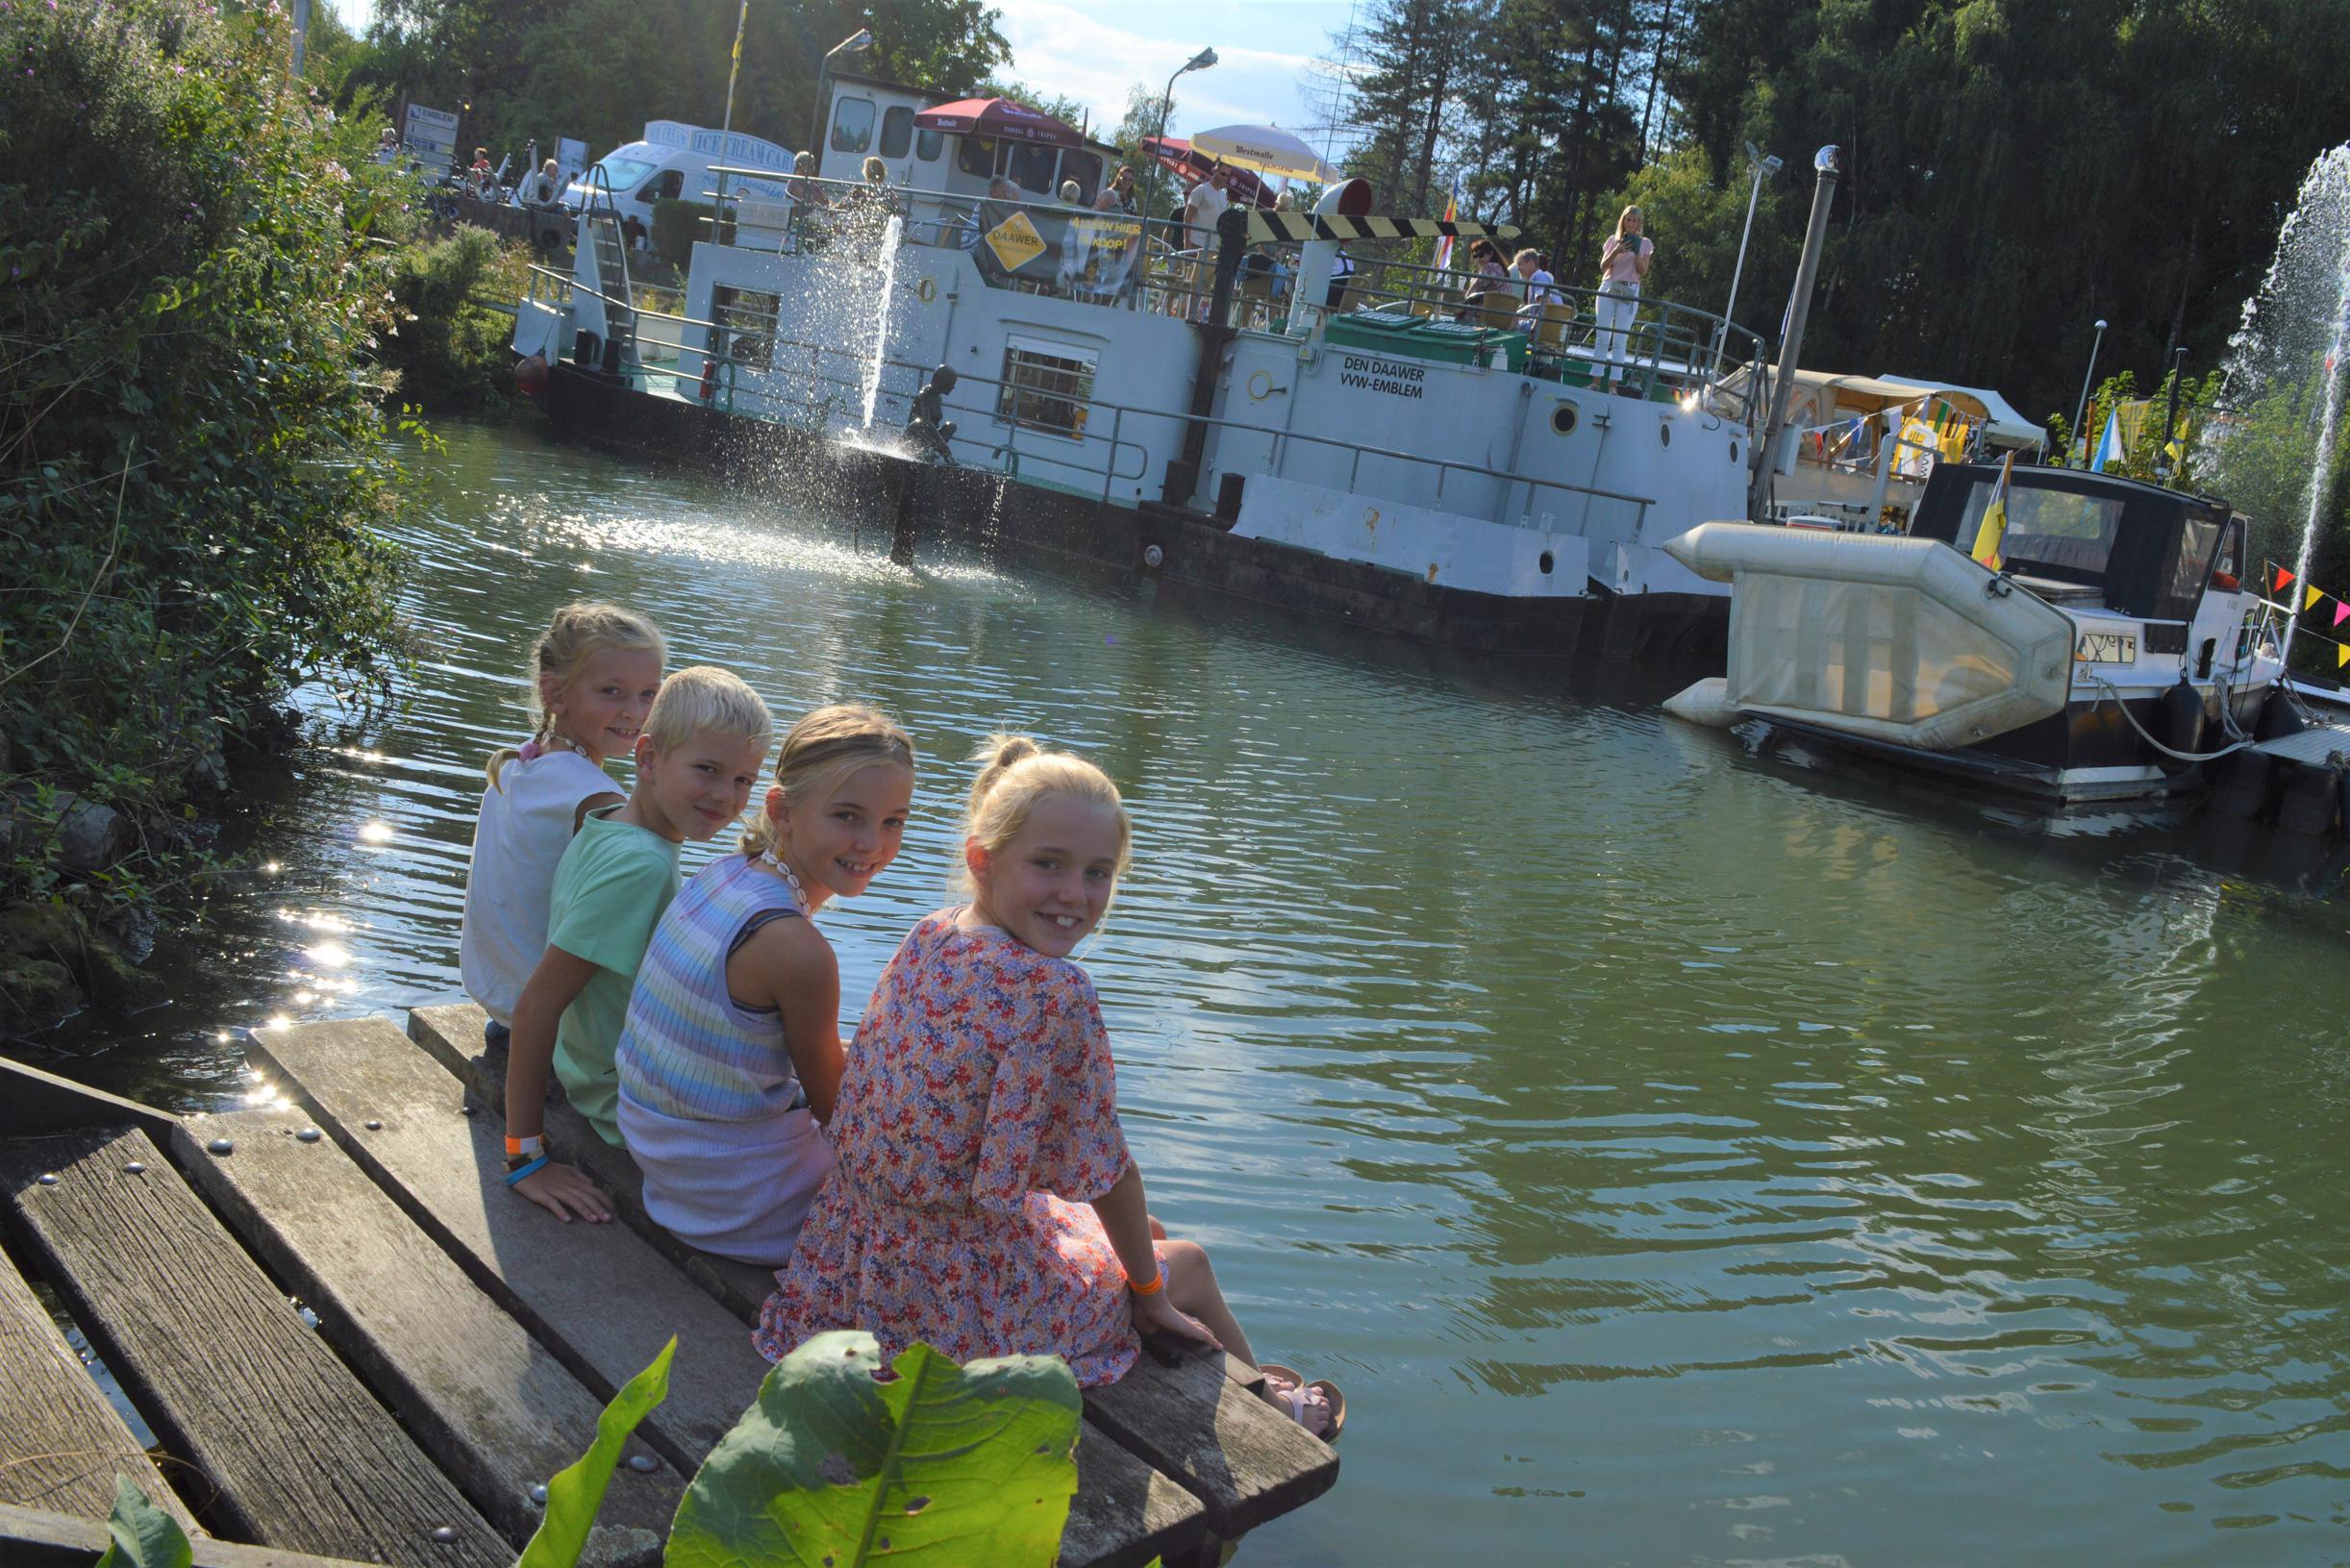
[1595,206,1654,392]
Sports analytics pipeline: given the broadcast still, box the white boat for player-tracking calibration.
[509,76,1773,663]
[1662,461,2293,803]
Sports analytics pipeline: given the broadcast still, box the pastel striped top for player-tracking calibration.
[615,852,807,1124]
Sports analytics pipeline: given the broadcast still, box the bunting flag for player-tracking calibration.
[2336,600,2349,628]
[2274,565,2296,593]
[1972,450,2016,569]
[2340,644,2349,668]
[2307,584,2324,612]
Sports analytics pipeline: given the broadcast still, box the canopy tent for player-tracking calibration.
[1137,136,1277,210]
[912,97,1085,148]
[1188,123,1341,184]
[1876,374,2042,448]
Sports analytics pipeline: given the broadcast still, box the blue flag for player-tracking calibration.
[2090,407,2124,472]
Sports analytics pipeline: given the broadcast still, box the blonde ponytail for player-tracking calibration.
[740,705,917,857]
[957,733,1130,893]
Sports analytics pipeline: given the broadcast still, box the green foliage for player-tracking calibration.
[338,0,1010,169]
[517,1335,676,1568]
[92,1475,192,1568]
[384,225,532,411]
[664,1332,1083,1568]
[0,0,411,935]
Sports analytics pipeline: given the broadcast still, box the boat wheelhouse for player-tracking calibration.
[1662,462,2288,802]
[513,81,1773,662]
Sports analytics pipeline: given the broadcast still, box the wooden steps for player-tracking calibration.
[1,1008,1338,1568]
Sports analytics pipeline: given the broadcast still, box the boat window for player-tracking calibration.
[957,135,995,178]
[1006,142,1058,194]
[1961,483,2124,579]
[830,98,876,155]
[712,285,780,368]
[998,338,1097,439]
[916,127,944,162]
[2166,510,2223,608]
[880,106,913,160]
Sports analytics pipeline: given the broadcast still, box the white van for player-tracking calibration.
[566,120,796,250]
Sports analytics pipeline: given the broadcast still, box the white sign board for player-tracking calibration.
[404,103,459,167]
[557,137,588,185]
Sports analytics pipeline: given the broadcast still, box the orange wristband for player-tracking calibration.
[504,1133,543,1158]
[1127,1258,1167,1296]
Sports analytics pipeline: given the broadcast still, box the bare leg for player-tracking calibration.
[1147,1213,1168,1241]
[1159,1239,1255,1369]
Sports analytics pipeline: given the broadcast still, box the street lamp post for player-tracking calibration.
[2068,317,2110,466]
[1147,48,1217,243]
[1713,141,1781,371]
[806,28,876,179]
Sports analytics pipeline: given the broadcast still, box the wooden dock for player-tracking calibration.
[0,1005,1337,1567]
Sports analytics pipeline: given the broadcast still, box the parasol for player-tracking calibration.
[1188,124,1341,184]
[1138,136,1276,210]
[912,97,1085,148]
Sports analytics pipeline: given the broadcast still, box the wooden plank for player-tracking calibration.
[171,1108,676,1565]
[0,1128,509,1568]
[405,1003,776,1324]
[242,1016,775,1473]
[407,1004,1209,1568]
[1081,1336,1340,1539]
[0,1056,181,1144]
[0,1502,373,1568]
[0,1246,195,1530]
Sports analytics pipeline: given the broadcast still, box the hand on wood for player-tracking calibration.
[512,1160,612,1223]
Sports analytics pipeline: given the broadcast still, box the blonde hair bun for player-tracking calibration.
[959,734,1130,894]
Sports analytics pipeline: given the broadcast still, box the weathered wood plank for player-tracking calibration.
[0,1128,509,1568]
[0,1246,195,1529]
[1083,1340,1339,1538]
[0,1056,181,1144]
[171,1108,675,1565]
[0,1501,373,1568]
[407,1003,1211,1568]
[406,1003,776,1324]
[243,1016,774,1473]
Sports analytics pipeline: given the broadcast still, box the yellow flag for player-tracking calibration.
[2305,584,2323,612]
[1972,451,2016,569]
[2338,643,2349,669]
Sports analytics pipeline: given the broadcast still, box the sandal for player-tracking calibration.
[1258,1362,1345,1445]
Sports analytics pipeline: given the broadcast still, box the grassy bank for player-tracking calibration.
[0,0,414,1035]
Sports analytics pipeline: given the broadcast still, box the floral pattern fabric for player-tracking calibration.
[756,911,1142,1385]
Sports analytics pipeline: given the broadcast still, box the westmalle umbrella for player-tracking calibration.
[1188,124,1341,185]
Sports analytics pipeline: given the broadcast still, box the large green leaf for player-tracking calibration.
[92,1475,192,1568]
[515,1334,676,1568]
[665,1332,1083,1568]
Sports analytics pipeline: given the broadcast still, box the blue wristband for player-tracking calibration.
[504,1155,550,1186]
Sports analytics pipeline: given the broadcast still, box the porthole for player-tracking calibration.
[1538,550,1555,575]
[1659,420,1671,447]
[1551,403,1578,436]
[1730,440,1739,464]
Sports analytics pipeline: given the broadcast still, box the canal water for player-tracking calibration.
[39,419,2350,1564]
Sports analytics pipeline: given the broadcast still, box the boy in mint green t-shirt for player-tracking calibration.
[504,667,771,1223]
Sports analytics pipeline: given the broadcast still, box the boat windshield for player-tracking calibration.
[1958,483,2125,577]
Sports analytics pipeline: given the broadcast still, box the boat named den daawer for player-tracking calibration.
[1663,461,2290,803]
[511,74,1775,663]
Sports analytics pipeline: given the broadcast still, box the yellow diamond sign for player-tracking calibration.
[984,210,1048,272]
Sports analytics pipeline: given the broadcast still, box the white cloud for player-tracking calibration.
[991,0,1342,142]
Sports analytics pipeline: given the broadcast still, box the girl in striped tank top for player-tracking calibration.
[614,706,916,1265]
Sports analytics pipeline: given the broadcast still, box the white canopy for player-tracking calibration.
[1876,372,2042,448]
[1189,124,1340,184]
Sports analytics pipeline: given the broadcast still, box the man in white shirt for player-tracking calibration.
[1183,167,1231,251]
[1513,248,1558,304]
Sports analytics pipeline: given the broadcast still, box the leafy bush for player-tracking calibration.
[0,0,412,932]
[386,224,532,411]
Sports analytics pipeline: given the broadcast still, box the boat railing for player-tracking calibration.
[533,266,1659,535]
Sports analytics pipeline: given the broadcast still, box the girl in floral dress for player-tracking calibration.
[757,735,1338,1436]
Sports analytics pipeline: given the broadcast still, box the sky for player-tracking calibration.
[324,0,1363,148]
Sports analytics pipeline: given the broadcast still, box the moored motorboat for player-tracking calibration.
[1663,460,2295,804]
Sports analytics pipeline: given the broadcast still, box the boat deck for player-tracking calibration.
[0,1006,1336,1567]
